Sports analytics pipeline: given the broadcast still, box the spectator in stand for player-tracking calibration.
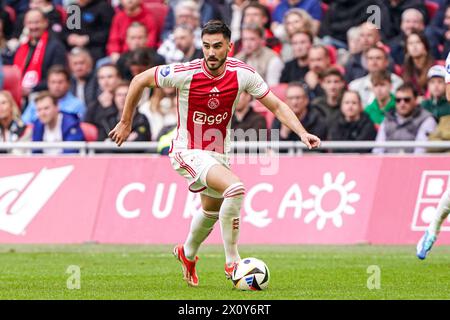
[337,26,363,67]
[157,124,176,155]
[421,65,450,121]
[328,90,377,153]
[231,91,267,141]
[115,22,165,80]
[234,2,281,54]
[349,46,403,107]
[271,81,327,142]
[0,18,15,65]
[275,8,316,62]
[12,0,65,44]
[234,24,284,86]
[384,0,428,41]
[125,48,159,107]
[94,81,151,144]
[229,0,251,42]
[312,67,346,126]
[13,9,67,96]
[158,0,202,65]
[139,86,177,141]
[173,24,203,63]
[85,64,122,126]
[402,31,435,98]
[279,30,313,83]
[22,65,86,124]
[426,1,450,60]
[106,0,158,64]
[347,26,362,55]
[364,70,396,127]
[31,91,85,154]
[68,47,98,108]
[4,0,28,16]
[343,26,362,62]
[159,24,203,65]
[373,83,437,154]
[65,0,115,62]
[0,90,31,154]
[344,22,386,83]
[388,8,426,66]
[161,0,222,40]
[0,2,13,41]
[304,45,331,98]
[319,0,392,49]
[271,0,322,36]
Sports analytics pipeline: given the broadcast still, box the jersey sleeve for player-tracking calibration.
[244,70,270,99]
[446,52,450,84]
[154,63,187,89]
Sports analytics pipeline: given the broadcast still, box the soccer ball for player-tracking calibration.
[231,257,270,291]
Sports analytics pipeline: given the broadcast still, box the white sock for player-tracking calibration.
[184,210,218,261]
[427,188,450,237]
[219,182,245,265]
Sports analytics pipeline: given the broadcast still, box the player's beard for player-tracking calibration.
[206,57,226,71]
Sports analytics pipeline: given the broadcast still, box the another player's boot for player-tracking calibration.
[173,244,199,286]
[416,231,437,260]
[224,262,238,280]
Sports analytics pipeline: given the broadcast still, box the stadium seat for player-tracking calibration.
[253,83,288,112]
[143,2,169,34]
[80,122,99,142]
[325,45,337,65]
[332,64,346,75]
[269,83,288,102]
[2,65,22,109]
[253,83,288,128]
[55,5,68,24]
[425,1,439,20]
[394,64,403,76]
[320,2,329,16]
[380,43,391,54]
[4,5,16,23]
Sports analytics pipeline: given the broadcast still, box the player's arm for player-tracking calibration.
[258,91,321,149]
[109,67,158,146]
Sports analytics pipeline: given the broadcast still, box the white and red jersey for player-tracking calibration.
[154,57,270,154]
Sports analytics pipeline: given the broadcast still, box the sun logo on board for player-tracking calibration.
[302,172,360,230]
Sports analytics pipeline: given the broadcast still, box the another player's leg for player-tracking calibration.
[174,195,222,286]
[205,164,245,278]
[417,188,450,259]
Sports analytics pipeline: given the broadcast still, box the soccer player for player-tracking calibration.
[416,52,450,260]
[109,20,321,286]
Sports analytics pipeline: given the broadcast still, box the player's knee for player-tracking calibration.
[223,181,246,198]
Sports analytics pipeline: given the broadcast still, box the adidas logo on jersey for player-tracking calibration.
[210,87,220,93]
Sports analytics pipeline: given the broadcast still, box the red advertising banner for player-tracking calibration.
[0,156,448,244]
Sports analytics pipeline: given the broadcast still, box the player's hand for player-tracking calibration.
[300,132,321,150]
[109,120,132,147]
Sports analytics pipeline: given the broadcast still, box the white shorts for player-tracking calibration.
[169,149,231,198]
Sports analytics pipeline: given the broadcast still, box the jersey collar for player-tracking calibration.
[201,59,227,80]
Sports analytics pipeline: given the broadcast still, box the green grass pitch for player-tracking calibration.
[0,244,448,300]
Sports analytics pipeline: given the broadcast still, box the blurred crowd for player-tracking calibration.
[0,0,449,154]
